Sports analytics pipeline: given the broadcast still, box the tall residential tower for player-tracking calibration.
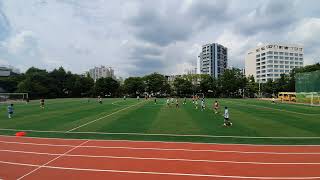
[245,44,304,82]
[199,43,228,78]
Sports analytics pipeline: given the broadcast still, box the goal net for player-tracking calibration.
[0,93,29,103]
[295,70,320,105]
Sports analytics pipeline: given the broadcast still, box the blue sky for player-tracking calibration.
[0,0,319,77]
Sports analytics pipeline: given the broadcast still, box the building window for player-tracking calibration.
[261,53,266,56]
[274,56,278,59]
[299,54,303,57]
[274,61,278,63]
[256,54,260,58]
[285,52,288,55]
[267,51,273,54]
[274,65,279,68]
[290,53,293,56]
[290,57,294,60]
[285,57,289,60]
[285,61,289,64]
[285,66,289,68]
[279,52,284,55]
[279,56,284,59]
[274,52,279,55]
[280,65,284,68]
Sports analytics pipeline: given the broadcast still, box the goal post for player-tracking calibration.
[0,93,29,103]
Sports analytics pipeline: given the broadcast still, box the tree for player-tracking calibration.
[95,77,120,97]
[144,73,168,94]
[219,68,246,97]
[123,77,146,96]
[199,75,218,97]
[262,79,276,97]
[49,67,67,97]
[173,77,193,96]
[244,75,258,98]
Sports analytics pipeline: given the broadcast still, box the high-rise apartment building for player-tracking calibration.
[245,44,304,82]
[199,43,228,78]
[88,66,115,81]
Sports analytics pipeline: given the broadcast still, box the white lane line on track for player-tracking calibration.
[1,134,320,147]
[17,140,89,180]
[2,128,320,139]
[1,149,320,165]
[1,140,320,155]
[66,101,145,132]
[1,160,320,180]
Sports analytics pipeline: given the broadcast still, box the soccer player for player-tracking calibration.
[166,97,170,107]
[175,98,179,108]
[192,95,195,104]
[195,99,198,109]
[40,98,45,109]
[7,104,14,119]
[223,107,232,127]
[98,96,102,104]
[137,96,140,101]
[154,97,157,104]
[171,97,174,105]
[214,100,219,114]
[124,95,126,100]
[272,97,275,104]
[201,99,205,111]
[183,97,187,105]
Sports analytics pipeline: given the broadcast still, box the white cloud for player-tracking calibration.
[0,0,319,77]
[4,31,35,54]
[0,58,9,65]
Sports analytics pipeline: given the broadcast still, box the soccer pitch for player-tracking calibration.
[1,98,320,145]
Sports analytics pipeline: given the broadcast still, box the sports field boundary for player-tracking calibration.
[66,100,145,132]
[1,128,320,139]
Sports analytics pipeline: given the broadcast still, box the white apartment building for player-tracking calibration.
[199,43,228,78]
[88,66,115,81]
[245,44,304,82]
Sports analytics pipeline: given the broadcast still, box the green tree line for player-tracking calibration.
[0,63,319,99]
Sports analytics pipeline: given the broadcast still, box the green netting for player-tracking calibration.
[295,70,320,105]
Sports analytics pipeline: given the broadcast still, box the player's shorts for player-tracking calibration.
[8,112,13,114]
[41,103,44,106]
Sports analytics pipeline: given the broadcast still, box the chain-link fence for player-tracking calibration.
[295,70,320,105]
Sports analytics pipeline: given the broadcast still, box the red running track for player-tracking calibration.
[0,135,320,180]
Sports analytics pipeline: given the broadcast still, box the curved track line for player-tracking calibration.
[0,160,319,180]
[2,140,320,154]
[1,149,320,165]
[2,128,320,140]
[2,134,320,147]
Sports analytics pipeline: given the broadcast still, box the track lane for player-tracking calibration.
[1,136,320,179]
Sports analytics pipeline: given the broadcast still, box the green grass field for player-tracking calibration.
[1,98,320,145]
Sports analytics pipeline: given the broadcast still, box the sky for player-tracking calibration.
[0,0,319,77]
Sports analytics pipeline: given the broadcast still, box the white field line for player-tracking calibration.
[1,149,320,165]
[1,134,320,147]
[17,140,89,180]
[222,99,320,116]
[1,160,320,180]
[66,101,145,132]
[1,140,320,155]
[2,128,320,139]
